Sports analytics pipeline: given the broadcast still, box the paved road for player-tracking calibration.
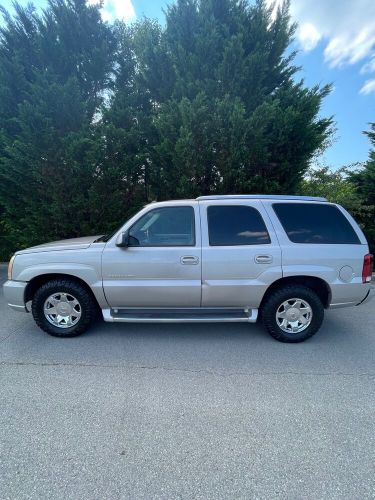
[0,265,374,500]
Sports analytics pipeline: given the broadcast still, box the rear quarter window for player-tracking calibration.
[273,203,360,244]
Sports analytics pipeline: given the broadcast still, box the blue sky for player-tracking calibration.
[1,0,374,169]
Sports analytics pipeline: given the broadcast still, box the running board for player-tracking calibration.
[102,308,258,323]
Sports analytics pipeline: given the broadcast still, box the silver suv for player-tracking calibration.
[3,195,373,343]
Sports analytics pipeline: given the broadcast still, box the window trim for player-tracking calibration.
[128,205,196,248]
[207,204,271,247]
[272,202,361,245]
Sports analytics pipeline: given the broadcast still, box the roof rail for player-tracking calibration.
[196,195,327,202]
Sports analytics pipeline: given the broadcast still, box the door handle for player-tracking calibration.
[180,256,199,265]
[255,255,273,264]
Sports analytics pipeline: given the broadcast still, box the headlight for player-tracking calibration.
[8,255,15,280]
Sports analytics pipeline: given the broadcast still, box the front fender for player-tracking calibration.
[13,257,107,309]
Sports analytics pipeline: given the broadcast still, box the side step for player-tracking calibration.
[102,308,258,323]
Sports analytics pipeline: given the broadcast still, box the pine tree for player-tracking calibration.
[0,0,116,252]
[133,0,333,198]
[0,0,335,258]
[350,124,375,252]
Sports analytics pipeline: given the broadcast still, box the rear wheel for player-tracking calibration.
[261,285,324,343]
[32,279,97,337]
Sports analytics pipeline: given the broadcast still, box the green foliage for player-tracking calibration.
[349,125,375,253]
[140,0,333,197]
[0,0,117,256]
[300,165,360,209]
[0,0,335,259]
[351,124,375,206]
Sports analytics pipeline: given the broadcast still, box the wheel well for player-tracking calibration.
[260,276,331,310]
[25,273,100,309]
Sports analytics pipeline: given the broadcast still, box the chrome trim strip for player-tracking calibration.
[102,308,258,323]
[8,303,28,313]
[329,302,358,309]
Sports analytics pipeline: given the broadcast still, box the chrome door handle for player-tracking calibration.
[180,256,199,265]
[255,255,273,264]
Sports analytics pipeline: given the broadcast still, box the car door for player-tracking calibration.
[102,203,202,308]
[199,200,282,308]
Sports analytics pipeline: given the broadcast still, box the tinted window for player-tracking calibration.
[273,203,360,244]
[129,206,195,246]
[208,205,271,246]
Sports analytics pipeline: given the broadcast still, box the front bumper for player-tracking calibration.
[3,280,28,312]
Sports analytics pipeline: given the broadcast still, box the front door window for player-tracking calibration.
[128,206,195,247]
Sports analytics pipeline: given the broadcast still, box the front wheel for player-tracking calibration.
[261,285,324,343]
[32,279,97,337]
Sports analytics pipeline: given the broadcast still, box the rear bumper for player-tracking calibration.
[3,280,28,312]
[356,287,375,306]
[329,282,372,309]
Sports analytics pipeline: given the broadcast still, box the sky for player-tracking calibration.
[1,0,374,169]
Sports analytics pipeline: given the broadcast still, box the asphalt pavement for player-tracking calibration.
[0,264,374,500]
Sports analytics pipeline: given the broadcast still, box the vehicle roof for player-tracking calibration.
[145,195,329,207]
[196,195,327,202]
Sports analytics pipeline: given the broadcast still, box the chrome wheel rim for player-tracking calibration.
[43,292,82,329]
[276,298,313,334]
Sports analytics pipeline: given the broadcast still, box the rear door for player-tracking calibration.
[263,200,370,305]
[199,200,282,308]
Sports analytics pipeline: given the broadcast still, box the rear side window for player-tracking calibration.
[273,203,360,244]
[207,205,271,246]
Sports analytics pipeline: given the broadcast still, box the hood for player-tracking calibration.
[15,235,103,255]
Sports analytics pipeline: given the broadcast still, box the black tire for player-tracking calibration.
[261,285,324,343]
[31,278,97,337]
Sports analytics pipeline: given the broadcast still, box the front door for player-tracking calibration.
[199,200,282,308]
[102,204,202,308]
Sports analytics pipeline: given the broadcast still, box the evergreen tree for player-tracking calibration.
[0,0,116,252]
[352,125,375,205]
[134,0,333,198]
[0,0,335,258]
[350,124,375,252]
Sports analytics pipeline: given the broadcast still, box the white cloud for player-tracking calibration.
[324,28,375,67]
[266,0,375,95]
[87,0,136,23]
[298,22,321,51]
[112,0,136,22]
[360,57,375,74]
[267,1,375,67]
[360,79,375,95]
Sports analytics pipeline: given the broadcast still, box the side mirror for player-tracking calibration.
[116,231,130,248]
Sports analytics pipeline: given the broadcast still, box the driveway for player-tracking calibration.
[0,264,374,499]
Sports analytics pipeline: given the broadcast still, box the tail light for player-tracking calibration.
[362,254,373,283]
